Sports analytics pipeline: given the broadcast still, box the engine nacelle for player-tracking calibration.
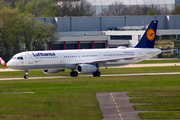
[43,69,65,74]
[77,64,98,74]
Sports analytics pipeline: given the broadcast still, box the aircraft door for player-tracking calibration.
[98,52,102,60]
[27,53,33,64]
[59,53,64,63]
[137,50,142,61]
[138,50,142,55]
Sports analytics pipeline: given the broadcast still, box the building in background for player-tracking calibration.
[37,15,180,51]
[87,0,176,15]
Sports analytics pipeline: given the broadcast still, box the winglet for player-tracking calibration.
[134,20,158,48]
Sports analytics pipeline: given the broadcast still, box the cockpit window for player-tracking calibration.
[17,57,23,60]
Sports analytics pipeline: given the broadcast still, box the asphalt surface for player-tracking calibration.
[96,92,141,120]
[0,72,180,81]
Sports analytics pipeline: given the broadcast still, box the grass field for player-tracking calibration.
[0,60,180,119]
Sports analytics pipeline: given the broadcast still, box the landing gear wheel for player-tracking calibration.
[24,70,29,79]
[70,71,78,77]
[24,75,28,79]
[93,71,101,77]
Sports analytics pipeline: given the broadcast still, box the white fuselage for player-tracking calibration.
[7,47,161,70]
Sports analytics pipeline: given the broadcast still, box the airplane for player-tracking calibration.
[7,20,162,79]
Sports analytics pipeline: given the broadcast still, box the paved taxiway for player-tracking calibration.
[0,63,180,80]
[97,92,141,120]
[0,72,180,81]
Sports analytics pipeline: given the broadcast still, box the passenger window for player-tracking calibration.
[17,57,23,60]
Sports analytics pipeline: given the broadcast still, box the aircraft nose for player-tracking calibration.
[7,61,10,67]
[7,60,13,68]
[7,59,21,70]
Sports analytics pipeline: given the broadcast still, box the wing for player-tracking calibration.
[68,55,149,65]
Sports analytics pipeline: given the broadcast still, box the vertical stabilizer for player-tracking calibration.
[134,20,158,48]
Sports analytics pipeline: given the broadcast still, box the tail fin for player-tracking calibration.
[134,20,158,48]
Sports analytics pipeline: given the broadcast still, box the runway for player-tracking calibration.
[0,63,180,80]
[0,72,180,81]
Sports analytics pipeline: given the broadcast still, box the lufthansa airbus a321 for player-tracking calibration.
[7,20,162,79]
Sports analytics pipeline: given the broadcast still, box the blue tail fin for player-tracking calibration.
[134,20,158,48]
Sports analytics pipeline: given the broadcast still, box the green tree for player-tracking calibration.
[0,0,58,61]
[174,40,180,58]
[172,5,180,15]
[0,0,10,10]
[0,8,20,61]
[15,0,57,17]
[5,0,18,8]
[146,10,156,15]
[57,0,94,16]
[32,22,58,50]
[17,17,57,51]
[15,0,27,14]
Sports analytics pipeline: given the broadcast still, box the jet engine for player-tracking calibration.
[43,69,65,74]
[77,64,98,74]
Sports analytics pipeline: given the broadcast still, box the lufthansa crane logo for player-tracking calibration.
[146,29,155,41]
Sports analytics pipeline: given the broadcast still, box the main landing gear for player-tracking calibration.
[93,70,101,77]
[24,70,29,79]
[70,70,78,77]
[70,70,101,77]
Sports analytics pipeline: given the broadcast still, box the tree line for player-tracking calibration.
[0,0,57,61]
[1,0,180,61]
[5,0,94,17]
[102,1,172,16]
[5,0,180,17]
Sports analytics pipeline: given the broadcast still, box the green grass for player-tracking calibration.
[1,59,180,119]
[0,72,180,119]
[131,97,180,104]
[140,112,180,119]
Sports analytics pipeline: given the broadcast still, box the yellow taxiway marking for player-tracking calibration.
[110,93,123,120]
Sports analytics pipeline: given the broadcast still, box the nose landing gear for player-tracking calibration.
[24,70,29,79]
